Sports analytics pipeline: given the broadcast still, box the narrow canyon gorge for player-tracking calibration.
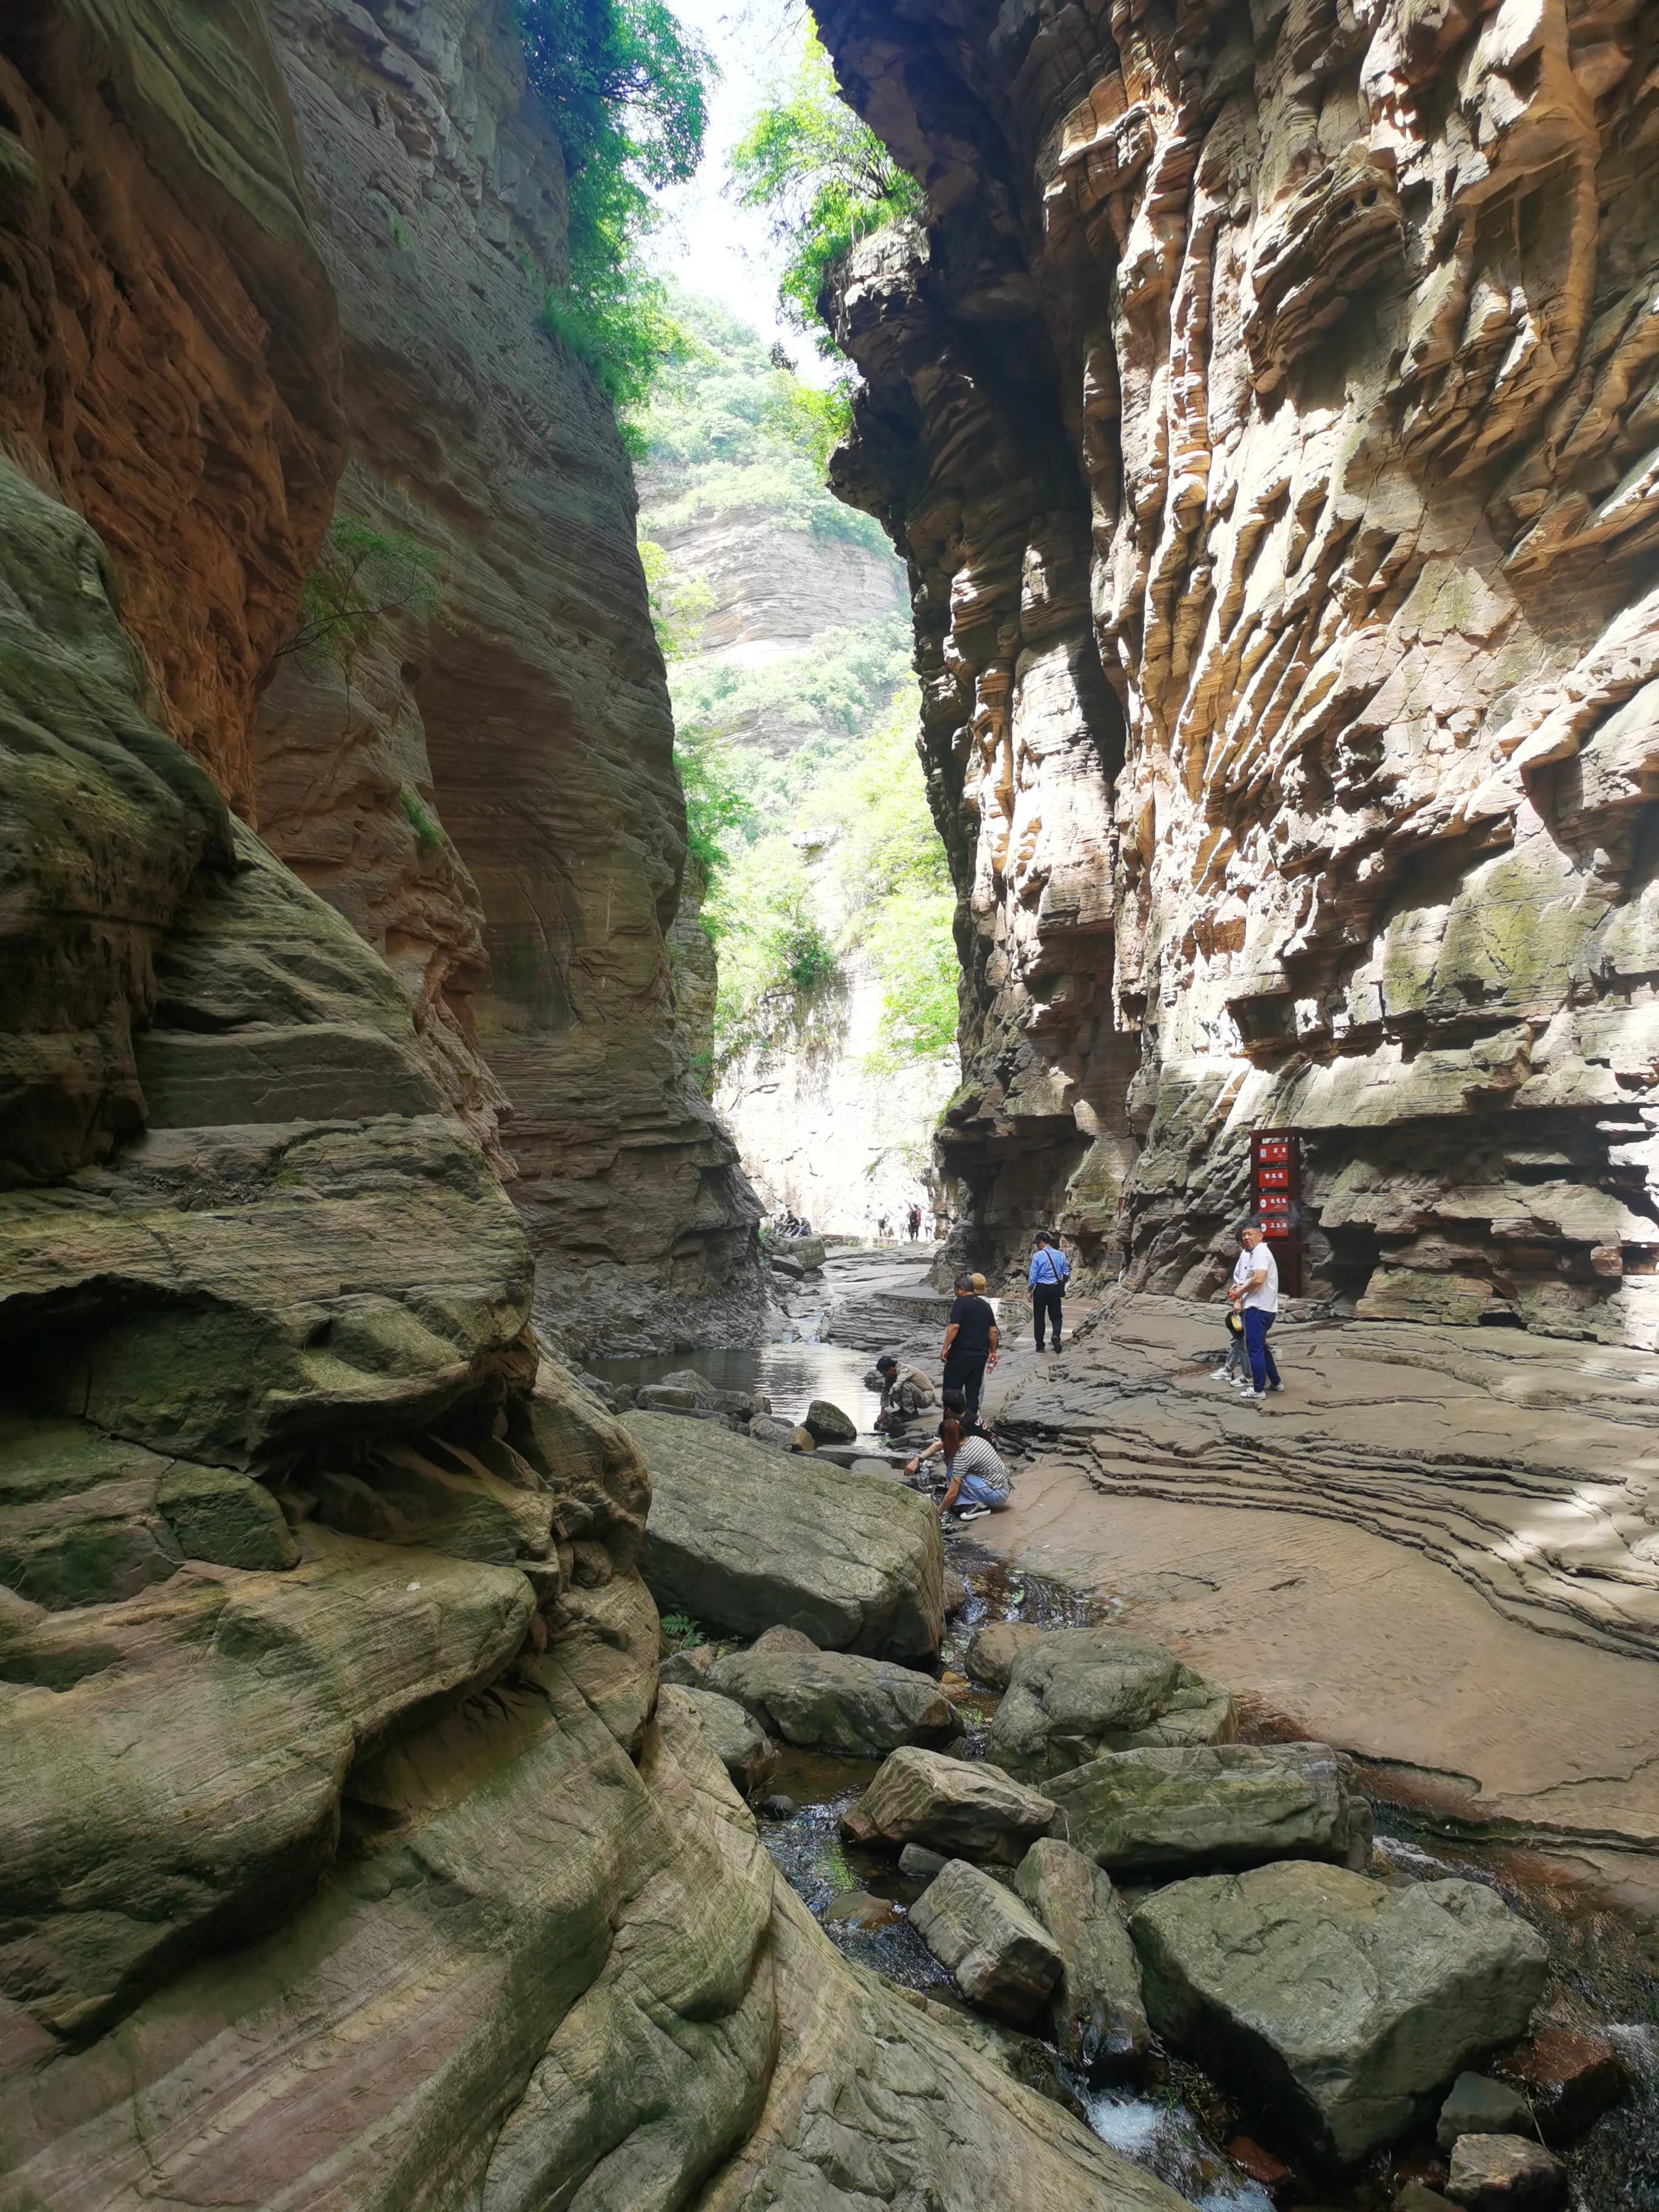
[1,0,1655,2207]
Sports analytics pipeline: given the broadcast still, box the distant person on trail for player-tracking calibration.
[873,1353,935,1433]
[933,1416,1013,1525]
[878,1212,891,1242]
[940,1273,997,1419]
[1028,1231,1070,1352]
[1228,1221,1282,1406]
[908,1203,922,1241]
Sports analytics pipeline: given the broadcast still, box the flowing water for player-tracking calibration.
[587,1339,891,1447]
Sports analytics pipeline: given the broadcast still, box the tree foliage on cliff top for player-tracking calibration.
[518,0,712,427]
[637,293,876,549]
[729,33,923,349]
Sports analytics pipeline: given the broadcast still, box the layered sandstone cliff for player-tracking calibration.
[0,7,1191,2205]
[256,0,763,1356]
[815,0,1659,1346]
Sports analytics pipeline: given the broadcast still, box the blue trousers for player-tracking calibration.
[1244,1307,1280,1393]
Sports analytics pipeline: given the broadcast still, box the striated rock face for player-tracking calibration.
[0,0,345,819]
[0,14,1199,2197]
[815,0,1659,1344]
[255,0,762,1355]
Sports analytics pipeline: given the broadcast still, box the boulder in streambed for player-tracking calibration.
[802,1399,857,1444]
[964,1620,1048,1688]
[705,1641,962,1759]
[909,1859,1065,2026]
[1437,2074,1535,2150]
[625,1412,943,1660]
[1445,2137,1566,2211]
[657,1684,776,1796]
[1014,1837,1148,2078]
[1128,1860,1549,2168]
[841,1745,1057,1865]
[1047,1741,1371,1877]
[987,1626,1235,1781]
[748,1414,813,1452]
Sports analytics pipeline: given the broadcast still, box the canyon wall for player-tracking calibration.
[816,0,1659,1346]
[0,7,1183,2207]
[255,0,763,1357]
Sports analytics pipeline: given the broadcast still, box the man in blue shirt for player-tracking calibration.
[1028,1231,1070,1352]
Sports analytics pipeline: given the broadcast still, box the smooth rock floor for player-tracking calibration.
[822,1254,1659,1912]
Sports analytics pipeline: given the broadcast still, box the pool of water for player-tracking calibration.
[587,1339,896,1447]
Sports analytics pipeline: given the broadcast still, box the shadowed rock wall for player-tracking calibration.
[256,0,763,1357]
[814,0,1659,1346]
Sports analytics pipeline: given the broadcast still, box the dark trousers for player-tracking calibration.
[943,1352,988,1419]
[1033,1284,1064,1349]
[1244,1307,1280,1393]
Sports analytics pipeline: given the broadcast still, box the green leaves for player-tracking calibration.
[729,35,923,347]
[289,518,441,675]
[517,0,713,426]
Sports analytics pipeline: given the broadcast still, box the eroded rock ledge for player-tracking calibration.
[813,0,1659,1347]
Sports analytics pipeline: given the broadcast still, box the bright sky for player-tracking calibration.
[646,0,836,380]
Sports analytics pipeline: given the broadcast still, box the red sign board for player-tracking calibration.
[1249,1129,1302,1296]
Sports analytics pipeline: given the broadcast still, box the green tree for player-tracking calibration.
[729,35,923,346]
[287,517,441,675]
[517,0,713,429]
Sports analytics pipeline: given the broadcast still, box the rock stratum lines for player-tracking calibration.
[813,0,1659,1343]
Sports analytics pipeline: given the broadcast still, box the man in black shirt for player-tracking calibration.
[940,1274,997,1419]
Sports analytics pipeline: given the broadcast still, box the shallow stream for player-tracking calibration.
[739,1543,1659,2211]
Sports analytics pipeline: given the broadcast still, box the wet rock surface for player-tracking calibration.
[1129,1862,1550,2168]
[910,1858,1066,2026]
[1014,1837,1149,2079]
[1444,2136,1567,2211]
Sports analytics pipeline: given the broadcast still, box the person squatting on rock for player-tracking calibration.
[932,1416,1013,1525]
[1228,1220,1282,1406]
[872,1353,936,1435]
[902,1386,988,1489]
[1028,1230,1070,1351]
[940,1274,997,1418]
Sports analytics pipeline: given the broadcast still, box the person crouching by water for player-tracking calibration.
[872,1353,936,1435]
[1228,1219,1282,1406]
[941,1273,997,1418]
[1028,1230,1070,1351]
[933,1416,1012,1526]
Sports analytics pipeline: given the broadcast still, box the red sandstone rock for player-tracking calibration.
[1493,2028,1629,2144]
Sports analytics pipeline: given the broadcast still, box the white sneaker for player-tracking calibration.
[1210,1366,1232,1381]
[1245,1390,1266,1407]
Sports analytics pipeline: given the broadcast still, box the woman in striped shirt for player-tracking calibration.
[934,1416,1012,1525]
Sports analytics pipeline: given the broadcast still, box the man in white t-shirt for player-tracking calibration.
[1226,1221,1282,1404]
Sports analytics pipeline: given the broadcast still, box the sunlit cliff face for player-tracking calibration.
[817,0,1659,1344]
